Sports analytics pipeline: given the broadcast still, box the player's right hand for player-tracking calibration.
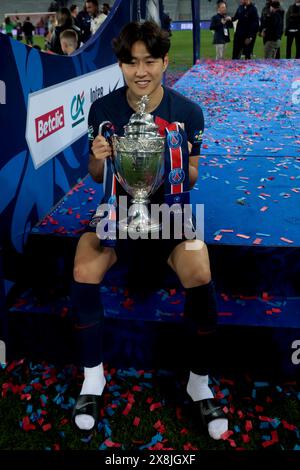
[91,135,112,160]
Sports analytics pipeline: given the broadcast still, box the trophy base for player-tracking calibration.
[118,202,160,236]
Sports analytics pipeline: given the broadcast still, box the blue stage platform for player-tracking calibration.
[7,61,300,378]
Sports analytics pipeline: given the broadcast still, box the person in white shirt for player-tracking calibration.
[85,0,107,35]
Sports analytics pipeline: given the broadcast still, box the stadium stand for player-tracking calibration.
[0,1,51,19]
[0,1,294,25]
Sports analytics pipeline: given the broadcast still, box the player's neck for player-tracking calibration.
[126,86,164,113]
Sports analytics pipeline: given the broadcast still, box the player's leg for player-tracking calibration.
[71,232,117,430]
[167,239,228,440]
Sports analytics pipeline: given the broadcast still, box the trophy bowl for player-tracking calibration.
[110,95,165,235]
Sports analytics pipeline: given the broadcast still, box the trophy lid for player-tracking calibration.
[124,95,160,137]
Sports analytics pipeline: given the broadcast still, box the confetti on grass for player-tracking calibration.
[1,359,300,450]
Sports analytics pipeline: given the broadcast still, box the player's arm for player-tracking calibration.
[189,153,200,189]
[186,105,204,189]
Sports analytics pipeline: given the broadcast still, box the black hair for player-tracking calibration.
[86,0,99,6]
[112,21,170,63]
[270,0,280,8]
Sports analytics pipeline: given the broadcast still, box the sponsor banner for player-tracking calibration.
[26,63,124,169]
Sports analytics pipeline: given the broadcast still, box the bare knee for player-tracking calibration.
[73,263,104,284]
[181,267,211,289]
[73,249,117,284]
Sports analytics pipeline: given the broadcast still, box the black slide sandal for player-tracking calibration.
[72,394,101,432]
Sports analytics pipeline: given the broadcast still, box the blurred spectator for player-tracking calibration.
[210,2,233,59]
[276,3,285,56]
[4,17,16,37]
[76,4,92,43]
[15,16,23,41]
[60,28,79,54]
[70,4,81,28]
[260,0,272,32]
[232,0,259,59]
[45,15,57,48]
[48,1,60,12]
[260,0,284,57]
[36,17,45,36]
[102,3,111,15]
[161,11,172,34]
[261,0,283,57]
[49,7,81,54]
[86,0,107,35]
[285,0,300,58]
[23,17,35,45]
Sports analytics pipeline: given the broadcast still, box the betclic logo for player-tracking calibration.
[35,106,65,142]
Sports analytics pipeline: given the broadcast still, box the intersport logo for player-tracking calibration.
[35,106,65,143]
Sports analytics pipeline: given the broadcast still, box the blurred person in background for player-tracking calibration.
[23,17,35,45]
[261,0,283,58]
[49,7,80,54]
[4,17,16,37]
[232,0,259,59]
[60,28,79,54]
[102,3,111,15]
[210,2,233,59]
[86,0,107,35]
[70,4,81,28]
[285,0,300,58]
[15,16,23,41]
[76,3,92,43]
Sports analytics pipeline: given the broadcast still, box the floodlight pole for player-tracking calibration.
[191,0,200,64]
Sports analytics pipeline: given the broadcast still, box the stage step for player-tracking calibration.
[7,285,300,379]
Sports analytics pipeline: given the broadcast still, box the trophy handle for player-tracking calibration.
[89,122,116,228]
[98,121,114,140]
[98,121,117,161]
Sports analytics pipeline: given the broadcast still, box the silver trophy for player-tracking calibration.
[110,95,165,235]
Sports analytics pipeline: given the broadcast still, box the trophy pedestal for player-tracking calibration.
[118,201,160,236]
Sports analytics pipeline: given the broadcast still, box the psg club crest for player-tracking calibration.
[167,130,183,149]
[169,168,185,185]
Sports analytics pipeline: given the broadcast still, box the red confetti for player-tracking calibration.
[245,420,253,432]
[122,403,132,416]
[104,439,121,448]
[133,417,140,427]
[42,423,52,432]
[149,402,162,411]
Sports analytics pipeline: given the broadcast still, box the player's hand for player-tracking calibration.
[91,135,112,160]
[244,38,252,45]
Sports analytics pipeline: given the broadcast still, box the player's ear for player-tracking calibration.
[163,54,169,71]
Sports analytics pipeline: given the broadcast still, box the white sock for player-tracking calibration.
[186,371,228,440]
[187,371,214,401]
[75,363,106,431]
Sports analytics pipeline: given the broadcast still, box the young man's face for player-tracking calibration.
[218,3,227,14]
[86,2,97,16]
[119,41,168,100]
